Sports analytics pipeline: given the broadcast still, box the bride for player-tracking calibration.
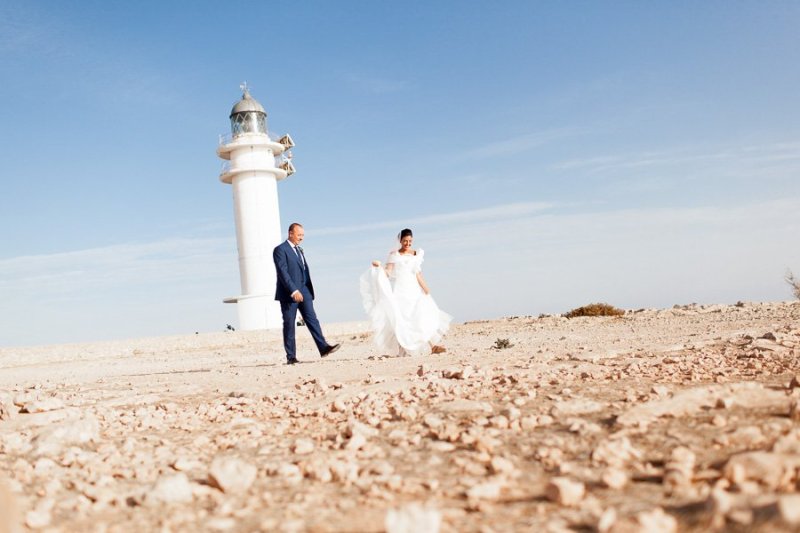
[360,228,452,356]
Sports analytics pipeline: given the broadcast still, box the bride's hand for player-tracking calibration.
[372,260,381,267]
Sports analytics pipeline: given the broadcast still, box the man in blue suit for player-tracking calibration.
[273,223,341,364]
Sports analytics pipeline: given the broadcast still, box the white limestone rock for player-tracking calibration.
[592,437,642,468]
[545,477,585,506]
[723,451,800,491]
[466,480,503,501]
[292,438,315,455]
[778,494,800,525]
[24,498,54,529]
[386,503,441,533]
[148,473,194,504]
[208,455,257,494]
[21,398,64,414]
[602,468,628,490]
[33,416,100,456]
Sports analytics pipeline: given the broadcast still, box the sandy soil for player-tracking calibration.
[1,301,800,532]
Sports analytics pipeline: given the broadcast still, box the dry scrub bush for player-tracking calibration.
[564,303,625,318]
[787,270,800,300]
[493,338,514,350]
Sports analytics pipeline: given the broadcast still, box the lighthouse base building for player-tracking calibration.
[217,86,295,330]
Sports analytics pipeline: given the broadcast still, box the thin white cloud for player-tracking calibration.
[311,201,556,236]
[552,140,800,175]
[460,128,585,160]
[0,237,236,295]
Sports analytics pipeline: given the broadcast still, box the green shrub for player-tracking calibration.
[563,303,625,318]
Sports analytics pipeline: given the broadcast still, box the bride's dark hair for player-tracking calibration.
[398,228,413,240]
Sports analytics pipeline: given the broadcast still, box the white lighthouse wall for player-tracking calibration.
[229,144,284,330]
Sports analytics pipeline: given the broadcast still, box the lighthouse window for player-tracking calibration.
[231,112,267,136]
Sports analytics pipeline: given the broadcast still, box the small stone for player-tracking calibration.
[467,481,503,501]
[21,398,64,414]
[490,457,515,475]
[722,451,799,490]
[25,498,54,529]
[423,414,444,430]
[711,415,727,427]
[778,494,800,525]
[172,457,201,471]
[550,398,604,418]
[664,446,695,492]
[33,416,100,455]
[329,460,358,483]
[275,463,302,480]
[345,432,367,451]
[385,503,441,533]
[206,517,237,531]
[429,441,456,453]
[598,508,617,532]
[592,437,642,467]
[545,477,585,506]
[441,366,474,380]
[715,397,734,409]
[520,416,537,430]
[292,438,314,455]
[148,473,193,504]
[726,426,765,448]
[33,457,57,473]
[634,508,677,532]
[601,468,628,489]
[208,455,257,494]
[651,385,669,397]
[489,415,509,429]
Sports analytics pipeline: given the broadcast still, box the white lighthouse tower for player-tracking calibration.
[217,84,295,330]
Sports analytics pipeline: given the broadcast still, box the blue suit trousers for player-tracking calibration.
[281,285,328,360]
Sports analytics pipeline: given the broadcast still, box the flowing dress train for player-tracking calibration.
[360,249,452,356]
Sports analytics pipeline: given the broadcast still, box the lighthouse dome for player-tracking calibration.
[230,87,267,136]
[230,89,266,116]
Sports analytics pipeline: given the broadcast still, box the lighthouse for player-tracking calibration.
[217,84,295,330]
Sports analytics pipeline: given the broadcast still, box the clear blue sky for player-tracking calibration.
[2,1,799,346]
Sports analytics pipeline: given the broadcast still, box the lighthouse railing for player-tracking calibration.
[218,131,281,145]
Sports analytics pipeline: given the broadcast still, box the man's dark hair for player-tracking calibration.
[288,222,303,234]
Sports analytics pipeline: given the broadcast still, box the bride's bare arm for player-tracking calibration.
[373,260,395,277]
[416,272,430,295]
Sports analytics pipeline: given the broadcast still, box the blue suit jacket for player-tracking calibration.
[273,240,315,303]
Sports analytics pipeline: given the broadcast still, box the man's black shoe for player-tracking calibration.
[320,343,341,358]
[286,358,299,365]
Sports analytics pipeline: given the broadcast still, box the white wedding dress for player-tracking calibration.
[360,249,452,356]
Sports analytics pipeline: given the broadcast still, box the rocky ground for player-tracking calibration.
[1,301,800,532]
